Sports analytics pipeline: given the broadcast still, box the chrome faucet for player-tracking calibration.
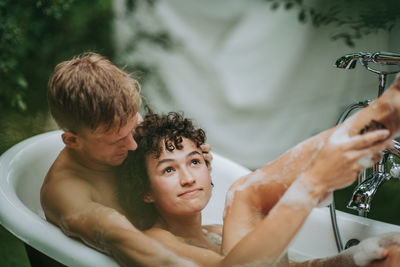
[329,51,400,253]
[347,154,391,212]
[347,141,400,212]
[335,52,400,69]
[335,51,400,96]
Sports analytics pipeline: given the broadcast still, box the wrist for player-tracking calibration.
[297,172,328,203]
[277,174,323,210]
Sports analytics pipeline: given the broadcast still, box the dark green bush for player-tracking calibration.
[0,0,114,113]
[0,0,114,154]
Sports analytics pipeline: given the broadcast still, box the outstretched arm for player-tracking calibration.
[222,75,400,261]
[222,129,392,265]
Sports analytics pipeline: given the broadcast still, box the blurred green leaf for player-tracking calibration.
[0,0,114,113]
[264,0,400,46]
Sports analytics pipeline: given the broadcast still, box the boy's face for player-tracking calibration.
[77,113,141,168]
[145,137,212,218]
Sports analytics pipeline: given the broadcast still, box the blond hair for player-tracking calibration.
[47,52,141,133]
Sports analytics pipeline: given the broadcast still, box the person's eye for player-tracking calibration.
[191,159,201,166]
[163,167,174,174]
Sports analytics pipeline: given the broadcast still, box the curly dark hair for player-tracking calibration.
[117,111,206,230]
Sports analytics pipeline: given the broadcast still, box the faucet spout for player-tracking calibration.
[347,172,390,212]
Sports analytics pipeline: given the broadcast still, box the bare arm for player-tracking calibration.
[40,177,196,267]
[141,130,391,266]
[220,75,400,258]
[348,77,400,138]
[221,128,392,265]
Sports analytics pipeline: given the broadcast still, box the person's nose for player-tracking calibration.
[180,167,196,186]
[125,134,138,151]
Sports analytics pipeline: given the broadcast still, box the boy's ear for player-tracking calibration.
[143,192,155,203]
[61,131,79,148]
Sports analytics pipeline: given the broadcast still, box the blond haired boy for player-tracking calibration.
[42,53,197,266]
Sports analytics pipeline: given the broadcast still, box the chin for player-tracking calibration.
[109,158,126,166]
[190,203,208,213]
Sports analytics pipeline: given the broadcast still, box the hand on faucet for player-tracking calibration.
[302,129,393,200]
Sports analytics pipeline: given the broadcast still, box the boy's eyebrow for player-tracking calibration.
[156,150,202,168]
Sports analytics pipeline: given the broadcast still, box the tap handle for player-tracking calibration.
[388,154,400,179]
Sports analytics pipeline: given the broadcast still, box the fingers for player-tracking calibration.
[203,153,213,164]
[352,139,393,168]
[345,129,390,150]
[200,143,211,153]
[200,143,213,164]
[381,248,389,258]
[200,143,213,172]
[358,138,393,159]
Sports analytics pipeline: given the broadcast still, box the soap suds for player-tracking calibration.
[224,169,284,218]
[224,134,325,218]
[357,154,374,168]
[275,174,318,210]
[345,232,400,266]
[329,115,356,145]
[352,238,384,266]
[316,192,333,207]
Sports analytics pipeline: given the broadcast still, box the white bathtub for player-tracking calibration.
[1,131,400,266]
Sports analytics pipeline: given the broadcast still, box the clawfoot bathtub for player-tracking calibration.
[1,131,400,266]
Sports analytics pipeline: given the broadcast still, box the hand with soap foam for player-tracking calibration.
[342,232,400,267]
[301,128,393,203]
[295,233,400,266]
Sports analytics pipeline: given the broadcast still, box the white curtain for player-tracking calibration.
[113,0,397,169]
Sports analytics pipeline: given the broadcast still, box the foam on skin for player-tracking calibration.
[305,233,400,266]
[350,232,400,266]
[273,174,318,211]
[357,154,374,168]
[328,115,355,145]
[224,169,277,218]
[60,206,139,252]
[224,135,325,218]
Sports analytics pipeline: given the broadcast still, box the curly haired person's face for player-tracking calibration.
[145,138,212,217]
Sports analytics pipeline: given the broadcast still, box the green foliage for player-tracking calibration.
[0,0,114,113]
[265,0,400,47]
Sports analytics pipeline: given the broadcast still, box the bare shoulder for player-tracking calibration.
[144,227,195,247]
[144,227,222,266]
[41,164,92,204]
[145,227,177,241]
[40,151,93,223]
[41,148,92,194]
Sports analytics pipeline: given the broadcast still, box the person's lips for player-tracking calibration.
[178,188,202,197]
[116,152,128,158]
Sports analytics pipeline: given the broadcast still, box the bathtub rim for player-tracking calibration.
[0,130,118,267]
[0,130,249,266]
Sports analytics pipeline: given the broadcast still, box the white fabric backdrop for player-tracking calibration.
[113,0,398,169]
